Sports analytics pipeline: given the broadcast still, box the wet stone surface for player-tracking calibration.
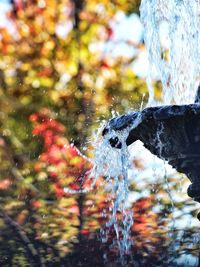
[103,104,200,220]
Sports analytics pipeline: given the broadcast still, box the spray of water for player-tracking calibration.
[64,122,135,263]
[97,129,133,264]
[64,0,200,264]
[97,0,200,262]
[140,0,200,105]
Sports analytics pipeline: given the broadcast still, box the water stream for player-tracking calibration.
[100,0,200,263]
[65,0,200,265]
[140,0,200,105]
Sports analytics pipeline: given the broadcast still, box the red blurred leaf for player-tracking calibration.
[0,179,11,190]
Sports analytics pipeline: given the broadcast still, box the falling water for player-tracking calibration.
[65,0,200,264]
[140,0,200,105]
[139,1,200,260]
[64,119,140,263]
[93,124,134,264]
[98,0,200,263]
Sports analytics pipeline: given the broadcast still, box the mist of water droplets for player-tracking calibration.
[65,0,200,264]
[64,124,134,262]
[94,126,134,263]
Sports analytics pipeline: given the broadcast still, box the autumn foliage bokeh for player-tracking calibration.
[0,0,199,266]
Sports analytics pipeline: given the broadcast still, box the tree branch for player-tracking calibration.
[73,0,85,29]
[0,207,44,267]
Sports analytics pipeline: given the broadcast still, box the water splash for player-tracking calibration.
[93,125,134,263]
[99,137,133,263]
[65,1,200,264]
[140,0,200,105]
[64,122,134,263]
[64,124,133,264]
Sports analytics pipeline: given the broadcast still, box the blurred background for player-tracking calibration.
[0,0,199,266]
